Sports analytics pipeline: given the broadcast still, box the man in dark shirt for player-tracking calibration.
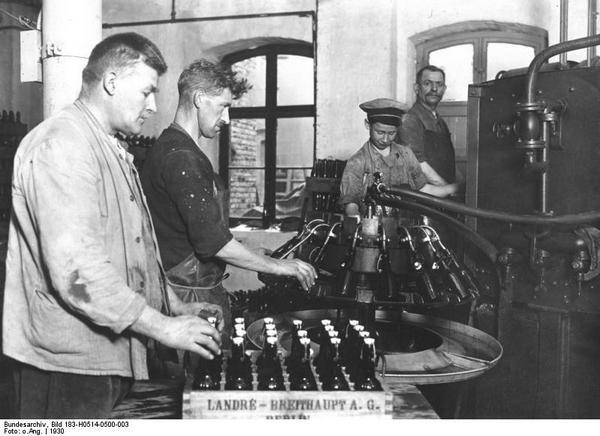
[141,59,317,346]
[399,65,460,185]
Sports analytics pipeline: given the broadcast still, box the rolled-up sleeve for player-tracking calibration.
[161,150,232,259]
[405,148,428,190]
[22,138,147,334]
[399,113,426,162]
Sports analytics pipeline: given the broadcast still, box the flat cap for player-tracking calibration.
[359,98,407,126]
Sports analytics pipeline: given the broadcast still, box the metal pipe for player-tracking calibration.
[588,0,597,64]
[42,0,101,118]
[375,185,600,226]
[540,122,549,214]
[103,10,315,29]
[525,33,600,107]
[560,0,569,66]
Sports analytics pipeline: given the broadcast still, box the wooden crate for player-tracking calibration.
[182,351,393,419]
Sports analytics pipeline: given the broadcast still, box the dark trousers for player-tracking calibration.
[11,361,132,419]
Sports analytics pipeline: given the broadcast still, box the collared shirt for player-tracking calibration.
[399,102,449,162]
[140,123,232,273]
[339,141,427,208]
[3,101,165,379]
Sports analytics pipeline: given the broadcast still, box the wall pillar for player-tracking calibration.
[42,0,102,118]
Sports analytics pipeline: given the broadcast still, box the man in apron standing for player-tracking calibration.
[141,60,317,358]
[399,65,461,186]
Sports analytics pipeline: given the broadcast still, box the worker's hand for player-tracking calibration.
[273,258,317,291]
[446,183,460,197]
[178,302,224,332]
[159,315,222,360]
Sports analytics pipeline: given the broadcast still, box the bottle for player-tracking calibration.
[257,336,285,391]
[207,316,223,383]
[347,324,365,381]
[355,337,382,391]
[234,317,246,328]
[225,337,252,390]
[321,337,350,391]
[233,325,246,338]
[341,319,359,364]
[286,329,308,374]
[289,337,317,391]
[315,326,337,374]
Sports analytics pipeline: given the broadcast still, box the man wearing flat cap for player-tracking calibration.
[339,98,458,217]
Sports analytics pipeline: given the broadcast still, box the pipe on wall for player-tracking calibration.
[42,0,101,118]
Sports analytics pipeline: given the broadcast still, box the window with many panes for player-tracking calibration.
[413,22,547,164]
[220,44,315,228]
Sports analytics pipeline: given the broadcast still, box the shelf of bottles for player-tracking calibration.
[183,317,393,419]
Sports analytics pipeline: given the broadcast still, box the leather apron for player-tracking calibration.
[424,118,456,184]
[166,173,232,349]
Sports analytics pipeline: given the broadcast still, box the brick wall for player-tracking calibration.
[229,59,263,218]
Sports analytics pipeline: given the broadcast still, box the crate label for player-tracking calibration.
[183,391,392,419]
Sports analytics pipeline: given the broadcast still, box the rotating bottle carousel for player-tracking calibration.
[249,173,502,385]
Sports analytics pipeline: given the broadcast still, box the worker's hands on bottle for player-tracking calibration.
[176,302,224,332]
[274,258,317,290]
[160,315,222,360]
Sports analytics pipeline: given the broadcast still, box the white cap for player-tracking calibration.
[364,337,375,346]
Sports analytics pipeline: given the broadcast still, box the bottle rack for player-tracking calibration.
[183,350,393,419]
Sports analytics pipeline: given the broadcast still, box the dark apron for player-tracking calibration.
[166,173,232,349]
[424,118,456,184]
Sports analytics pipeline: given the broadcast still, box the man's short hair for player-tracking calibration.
[177,59,250,105]
[82,32,167,86]
[416,65,446,83]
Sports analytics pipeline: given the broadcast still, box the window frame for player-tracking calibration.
[415,23,547,102]
[220,43,315,228]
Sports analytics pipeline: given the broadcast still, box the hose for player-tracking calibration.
[377,194,498,264]
[377,186,600,227]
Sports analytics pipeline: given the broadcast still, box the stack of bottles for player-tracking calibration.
[192,317,382,391]
[310,159,346,213]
